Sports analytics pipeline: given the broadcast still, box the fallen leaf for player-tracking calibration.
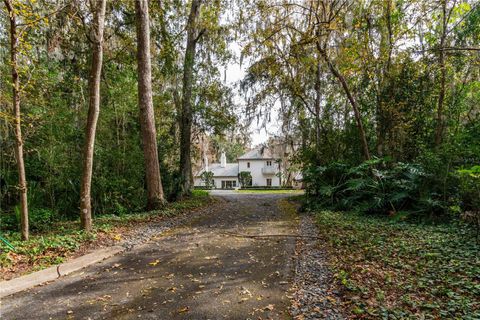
[149,259,160,266]
[264,304,275,311]
[178,306,189,313]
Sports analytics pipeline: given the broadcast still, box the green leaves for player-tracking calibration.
[304,158,450,217]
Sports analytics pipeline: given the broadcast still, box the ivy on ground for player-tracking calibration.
[315,210,480,319]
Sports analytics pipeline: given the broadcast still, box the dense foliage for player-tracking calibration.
[303,158,458,219]
[0,1,238,233]
[239,0,480,220]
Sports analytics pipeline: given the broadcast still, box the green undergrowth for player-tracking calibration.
[315,210,479,319]
[0,190,211,279]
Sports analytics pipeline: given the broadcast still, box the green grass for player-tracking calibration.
[235,189,304,194]
[0,190,212,279]
[315,210,480,319]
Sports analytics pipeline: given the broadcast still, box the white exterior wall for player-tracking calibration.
[194,177,203,186]
[238,159,280,187]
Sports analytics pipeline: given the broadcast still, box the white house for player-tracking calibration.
[194,146,281,189]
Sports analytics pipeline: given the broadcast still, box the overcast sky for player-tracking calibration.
[223,43,280,147]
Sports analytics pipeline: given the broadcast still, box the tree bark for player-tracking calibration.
[317,45,371,160]
[5,0,29,240]
[314,61,322,163]
[79,0,107,232]
[135,0,165,209]
[375,0,393,157]
[434,0,447,146]
[178,0,203,198]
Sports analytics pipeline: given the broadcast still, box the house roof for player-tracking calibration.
[195,163,238,177]
[237,146,276,160]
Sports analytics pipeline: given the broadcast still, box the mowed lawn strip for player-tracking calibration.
[235,189,304,194]
[0,190,212,280]
[315,210,480,319]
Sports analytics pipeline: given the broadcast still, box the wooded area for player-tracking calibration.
[1,0,238,239]
[0,0,479,318]
[0,0,479,250]
[240,0,479,222]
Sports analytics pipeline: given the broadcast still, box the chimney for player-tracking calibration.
[220,151,226,168]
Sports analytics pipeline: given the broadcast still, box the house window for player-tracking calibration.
[247,162,250,168]
[266,160,272,166]
[266,178,272,186]
[221,180,236,189]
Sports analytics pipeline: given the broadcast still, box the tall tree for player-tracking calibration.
[135,0,165,209]
[317,43,371,161]
[313,0,371,160]
[79,0,107,231]
[178,0,204,198]
[4,0,29,240]
[434,0,450,146]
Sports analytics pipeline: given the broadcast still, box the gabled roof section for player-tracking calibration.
[195,163,238,177]
[237,146,276,160]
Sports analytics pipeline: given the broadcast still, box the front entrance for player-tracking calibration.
[221,180,236,189]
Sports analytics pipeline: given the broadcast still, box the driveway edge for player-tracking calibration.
[0,245,124,299]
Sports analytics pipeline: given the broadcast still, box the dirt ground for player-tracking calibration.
[0,192,299,320]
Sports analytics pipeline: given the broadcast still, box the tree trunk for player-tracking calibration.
[135,0,165,209]
[314,61,322,164]
[178,0,203,198]
[318,45,371,161]
[5,0,29,240]
[375,0,393,157]
[79,0,107,232]
[435,0,447,146]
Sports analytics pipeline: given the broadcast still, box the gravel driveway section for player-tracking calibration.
[290,215,346,319]
[0,193,298,320]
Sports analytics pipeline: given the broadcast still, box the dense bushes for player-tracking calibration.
[303,158,471,219]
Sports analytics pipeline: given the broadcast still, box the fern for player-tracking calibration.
[304,158,452,218]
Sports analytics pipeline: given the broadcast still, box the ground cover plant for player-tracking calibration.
[314,210,480,319]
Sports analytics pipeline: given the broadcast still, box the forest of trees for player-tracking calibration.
[0,0,239,240]
[240,0,480,221]
[1,0,479,239]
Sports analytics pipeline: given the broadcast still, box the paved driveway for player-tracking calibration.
[0,193,298,320]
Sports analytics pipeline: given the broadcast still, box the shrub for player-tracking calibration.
[29,208,57,231]
[303,158,454,218]
[457,166,480,232]
[1,207,57,232]
[200,171,215,189]
[238,171,252,188]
